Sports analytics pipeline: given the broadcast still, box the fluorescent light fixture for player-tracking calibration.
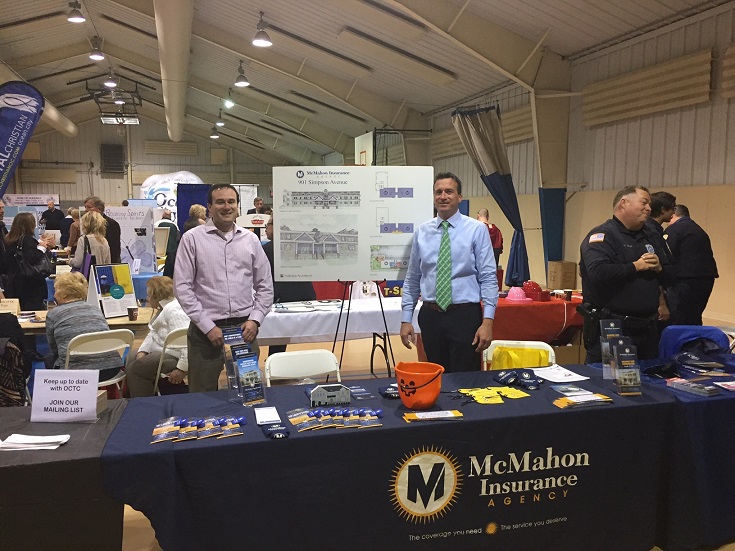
[216,109,225,127]
[100,114,139,125]
[104,69,117,88]
[210,125,220,139]
[253,11,272,47]
[68,1,85,23]
[224,89,235,109]
[89,36,104,61]
[234,60,250,87]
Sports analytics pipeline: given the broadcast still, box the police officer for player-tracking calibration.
[646,191,676,268]
[664,204,718,325]
[579,185,670,363]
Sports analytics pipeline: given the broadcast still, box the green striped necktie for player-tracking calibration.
[436,220,452,310]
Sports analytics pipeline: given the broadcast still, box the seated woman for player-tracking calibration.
[126,276,190,397]
[69,211,110,269]
[45,272,123,382]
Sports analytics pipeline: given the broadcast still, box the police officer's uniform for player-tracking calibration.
[664,216,718,325]
[579,216,668,362]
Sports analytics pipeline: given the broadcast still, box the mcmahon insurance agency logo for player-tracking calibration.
[390,447,463,523]
[296,170,304,179]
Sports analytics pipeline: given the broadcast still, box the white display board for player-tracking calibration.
[107,207,157,273]
[272,166,434,282]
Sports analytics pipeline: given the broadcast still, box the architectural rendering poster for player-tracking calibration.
[272,166,434,282]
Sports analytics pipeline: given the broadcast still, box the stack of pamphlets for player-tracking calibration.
[0,434,70,450]
[550,384,613,409]
[666,377,720,397]
[403,410,464,422]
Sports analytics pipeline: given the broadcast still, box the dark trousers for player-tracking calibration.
[418,304,482,373]
[667,278,715,326]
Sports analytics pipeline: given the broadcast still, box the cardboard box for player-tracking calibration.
[547,261,577,290]
[552,330,583,365]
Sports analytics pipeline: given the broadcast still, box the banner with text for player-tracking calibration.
[0,81,45,197]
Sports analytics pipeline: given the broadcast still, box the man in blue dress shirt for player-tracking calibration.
[400,172,498,372]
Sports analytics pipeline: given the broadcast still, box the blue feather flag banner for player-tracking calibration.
[0,81,45,196]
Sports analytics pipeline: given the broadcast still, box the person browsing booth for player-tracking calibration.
[400,172,498,372]
[174,184,273,392]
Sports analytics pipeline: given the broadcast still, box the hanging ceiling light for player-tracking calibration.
[234,60,250,87]
[112,90,125,105]
[252,11,272,47]
[216,109,225,127]
[67,1,85,23]
[223,88,235,109]
[210,125,220,139]
[104,69,118,88]
[89,36,105,61]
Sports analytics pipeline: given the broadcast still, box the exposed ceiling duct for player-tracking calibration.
[153,0,194,142]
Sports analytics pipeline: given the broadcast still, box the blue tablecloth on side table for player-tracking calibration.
[101,367,675,551]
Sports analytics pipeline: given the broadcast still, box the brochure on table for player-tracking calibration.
[106,206,157,273]
[88,263,138,318]
[272,166,434,282]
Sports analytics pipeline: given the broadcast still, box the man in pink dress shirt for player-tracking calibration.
[174,184,274,392]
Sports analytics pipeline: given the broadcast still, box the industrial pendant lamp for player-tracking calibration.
[104,69,118,88]
[89,36,105,61]
[216,109,225,127]
[67,1,85,23]
[210,125,220,139]
[252,11,272,47]
[224,89,235,109]
[112,90,125,105]
[234,60,250,87]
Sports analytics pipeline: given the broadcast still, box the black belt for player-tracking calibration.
[213,316,249,327]
[580,303,656,330]
[423,302,479,312]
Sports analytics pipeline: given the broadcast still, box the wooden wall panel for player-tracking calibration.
[568,4,735,191]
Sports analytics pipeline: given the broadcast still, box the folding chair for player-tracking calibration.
[483,340,555,370]
[153,327,188,395]
[265,349,341,387]
[64,329,134,393]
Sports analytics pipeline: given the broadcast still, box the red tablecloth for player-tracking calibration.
[493,296,583,342]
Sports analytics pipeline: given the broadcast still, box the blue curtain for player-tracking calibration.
[538,187,566,271]
[176,184,209,233]
[452,106,530,286]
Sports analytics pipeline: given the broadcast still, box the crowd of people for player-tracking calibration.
[0,178,721,401]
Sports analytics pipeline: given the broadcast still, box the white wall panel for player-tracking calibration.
[569,4,735,191]
[17,118,271,205]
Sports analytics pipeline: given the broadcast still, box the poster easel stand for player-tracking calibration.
[331,280,395,377]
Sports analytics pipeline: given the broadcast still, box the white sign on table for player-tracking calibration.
[31,369,99,423]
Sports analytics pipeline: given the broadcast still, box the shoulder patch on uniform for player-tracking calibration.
[589,232,605,243]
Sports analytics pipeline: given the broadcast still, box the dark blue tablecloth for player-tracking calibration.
[643,373,735,550]
[102,367,675,551]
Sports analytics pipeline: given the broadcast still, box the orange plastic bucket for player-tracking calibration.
[394,361,444,410]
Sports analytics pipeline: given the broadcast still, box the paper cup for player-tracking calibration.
[127,307,139,321]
